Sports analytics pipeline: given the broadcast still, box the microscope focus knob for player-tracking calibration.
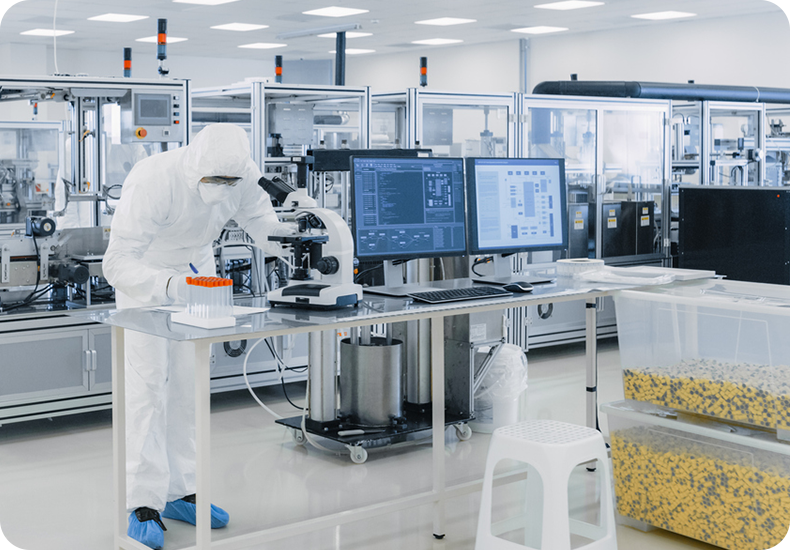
[315,256,339,275]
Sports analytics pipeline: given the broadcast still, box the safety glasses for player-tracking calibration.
[200,176,242,186]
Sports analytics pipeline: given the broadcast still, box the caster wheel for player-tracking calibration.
[349,446,368,464]
[455,423,473,441]
[291,428,307,446]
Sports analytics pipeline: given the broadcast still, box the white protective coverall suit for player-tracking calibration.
[103,124,286,511]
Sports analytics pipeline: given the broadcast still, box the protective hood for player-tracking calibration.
[180,124,252,191]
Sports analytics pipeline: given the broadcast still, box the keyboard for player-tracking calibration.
[407,286,512,304]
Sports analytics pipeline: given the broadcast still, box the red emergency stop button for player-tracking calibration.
[135,127,148,139]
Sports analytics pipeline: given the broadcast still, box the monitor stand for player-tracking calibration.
[471,255,554,285]
[362,261,437,297]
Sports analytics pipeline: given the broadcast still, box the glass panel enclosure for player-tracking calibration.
[525,106,597,259]
[370,95,406,149]
[192,82,371,174]
[670,101,703,186]
[601,109,665,202]
[706,102,764,186]
[522,96,670,265]
[0,123,61,224]
[764,105,790,186]
[371,89,517,158]
[420,103,509,157]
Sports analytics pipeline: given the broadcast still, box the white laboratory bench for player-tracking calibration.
[80,269,683,550]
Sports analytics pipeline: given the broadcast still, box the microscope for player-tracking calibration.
[261,170,362,309]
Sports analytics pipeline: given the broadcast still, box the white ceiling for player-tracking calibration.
[0,0,781,61]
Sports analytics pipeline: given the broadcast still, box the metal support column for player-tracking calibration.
[309,330,337,422]
[431,315,446,539]
[195,339,212,549]
[585,299,599,431]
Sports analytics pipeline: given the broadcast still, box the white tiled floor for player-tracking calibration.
[0,340,719,550]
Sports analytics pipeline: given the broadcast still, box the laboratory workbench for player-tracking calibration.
[80,270,684,550]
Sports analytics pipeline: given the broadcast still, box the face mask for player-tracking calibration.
[198,182,229,206]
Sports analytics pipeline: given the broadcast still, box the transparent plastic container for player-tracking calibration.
[603,400,790,549]
[613,279,790,435]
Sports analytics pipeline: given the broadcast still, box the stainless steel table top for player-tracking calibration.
[75,273,637,342]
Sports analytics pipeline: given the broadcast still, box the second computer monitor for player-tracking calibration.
[350,156,467,262]
[466,157,568,255]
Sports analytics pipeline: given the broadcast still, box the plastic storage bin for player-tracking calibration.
[603,400,790,549]
[613,279,790,435]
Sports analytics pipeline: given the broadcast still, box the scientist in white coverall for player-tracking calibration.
[103,124,291,549]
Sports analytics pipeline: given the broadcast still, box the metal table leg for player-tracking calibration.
[431,315,446,539]
[585,299,599,431]
[113,328,149,550]
[112,326,126,550]
[195,340,212,549]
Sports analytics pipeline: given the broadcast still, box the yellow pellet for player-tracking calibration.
[611,427,790,549]
[622,360,790,431]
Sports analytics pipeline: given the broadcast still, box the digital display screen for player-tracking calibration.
[466,158,568,255]
[351,157,466,261]
[140,99,168,119]
[134,93,171,126]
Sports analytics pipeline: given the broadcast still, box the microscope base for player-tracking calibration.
[268,282,363,310]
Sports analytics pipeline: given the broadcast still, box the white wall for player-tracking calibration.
[346,9,790,94]
[0,43,331,90]
[528,10,790,90]
[346,41,521,94]
[0,8,786,98]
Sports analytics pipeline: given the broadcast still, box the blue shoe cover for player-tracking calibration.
[128,508,166,550]
[162,494,229,529]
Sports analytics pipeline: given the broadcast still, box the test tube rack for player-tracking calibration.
[171,276,236,329]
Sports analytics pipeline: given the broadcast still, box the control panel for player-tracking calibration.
[120,91,184,143]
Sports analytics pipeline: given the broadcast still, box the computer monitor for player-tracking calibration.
[465,157,568,256]
[350,156,467,262]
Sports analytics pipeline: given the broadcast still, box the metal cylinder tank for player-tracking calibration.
[339,337,403,426]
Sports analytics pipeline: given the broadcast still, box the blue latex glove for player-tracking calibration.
[162,494,229,529]
[128,508,166,549]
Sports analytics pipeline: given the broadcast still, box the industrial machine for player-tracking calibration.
[191,81,370,175]
[518,94,670,347]
[371,89,516,157]
[679,186,790,284]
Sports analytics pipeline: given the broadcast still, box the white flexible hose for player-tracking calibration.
[242,337,283,419]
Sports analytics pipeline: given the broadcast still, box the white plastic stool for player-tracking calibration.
[475,420,617,550]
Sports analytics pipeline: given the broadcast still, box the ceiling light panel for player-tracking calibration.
[411,38,463,45]
[511,26,568,34]
[415,17,476,26]
[88,13,149,23]
[317,31,371,38]
[173,0,240,4]
[137,35,188,43]
[631,11,696,20]
[534,1,603,10]
[211,23,268,31]
[303,6,369,17]
[21,28,74,36]
[239,42,287,49]
[329,48,375,54]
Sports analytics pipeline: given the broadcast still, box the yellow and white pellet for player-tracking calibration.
[611,426,790,549]
[622,360,790,430]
